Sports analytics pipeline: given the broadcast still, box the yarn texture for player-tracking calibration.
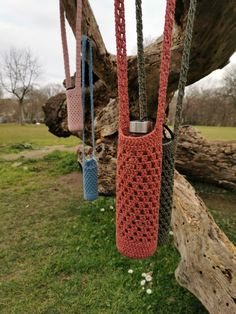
[60,0,83,133]
[158,0,197,244]
[82,35,98,201]
[158,126,174,244]
[115,0,176,259]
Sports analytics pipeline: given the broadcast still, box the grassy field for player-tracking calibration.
[0,124,235,313]
[194,126,236,141]
[0,124,78,153]
[0,124,235,153]
[0,152,210,314]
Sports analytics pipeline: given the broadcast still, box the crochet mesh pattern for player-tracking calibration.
[116,130,162,258]
[66,88,83,133]
[60,0,83,133]
[158,0,197,245]
[115,0,176,259]
[83,158,98,201]
[158,138,174,245]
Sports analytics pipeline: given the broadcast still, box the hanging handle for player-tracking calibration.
[60,0,82,90]
[115,0,176,134]
[155,0,176,131]
[114,0,130,134]
[82,35,95,161]
[173,0,197,153]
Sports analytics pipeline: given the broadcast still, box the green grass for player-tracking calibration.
[194,126,236,141]
[0,124,235,153]
[0,124,79,153]
[0,153,209,314]
[0,124,235,313]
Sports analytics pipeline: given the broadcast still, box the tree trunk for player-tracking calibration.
[173,171,236,314]
[19,99,25,125]
[43,1,236,312]
[176,126,236,190]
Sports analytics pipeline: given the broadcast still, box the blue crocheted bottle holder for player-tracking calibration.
[83,158,98,201]
[82,35,98,201]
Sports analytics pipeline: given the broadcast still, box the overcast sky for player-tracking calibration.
[0,0,235,87]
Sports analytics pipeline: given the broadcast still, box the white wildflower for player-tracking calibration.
[146,289,152,294]
[169,230,174,236]
[145,274,152,282]
[128,269,133,274]
[141,279,146,286]
[109,205,114,209]
[100,208,105,212]
[141,273,146,277]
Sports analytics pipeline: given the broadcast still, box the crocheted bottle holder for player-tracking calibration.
[82,35,98,202]
[158,0,197,245]
[60,0,83,134]
[115,0,176,259]
[116,127,162,258]
[158,125,175,245]
[83,158,98,201]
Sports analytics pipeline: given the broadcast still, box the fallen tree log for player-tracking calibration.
[75,125,236,194]
[176,126,236,190]
[173,171,236,313]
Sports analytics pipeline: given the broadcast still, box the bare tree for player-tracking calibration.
[0,47,41,124]
[24,88,48,123]
[0,87,3,99]
[223,63,236,103]
[41,83,64,99]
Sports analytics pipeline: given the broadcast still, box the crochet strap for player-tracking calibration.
[115,0,176,133]
[173,0,197,151]
[114,0,130,133]
[60,0,82,89]
[135,0,148,120]
[156,0,176,129]
[82,35,95,160]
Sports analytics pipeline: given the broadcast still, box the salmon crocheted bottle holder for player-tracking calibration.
[60,0,83,134]
[115,0,176,259]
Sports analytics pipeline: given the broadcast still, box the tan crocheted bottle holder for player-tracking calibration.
[60,0,82,134]
[66,88,83,133]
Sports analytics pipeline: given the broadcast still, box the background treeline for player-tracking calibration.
[0,83,63,124]
[169,63,236,126]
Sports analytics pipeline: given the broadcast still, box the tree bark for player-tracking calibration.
[176,126,236,190]
[19,99,25,125]
[173,171,236,314]
[75,125,236,194]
